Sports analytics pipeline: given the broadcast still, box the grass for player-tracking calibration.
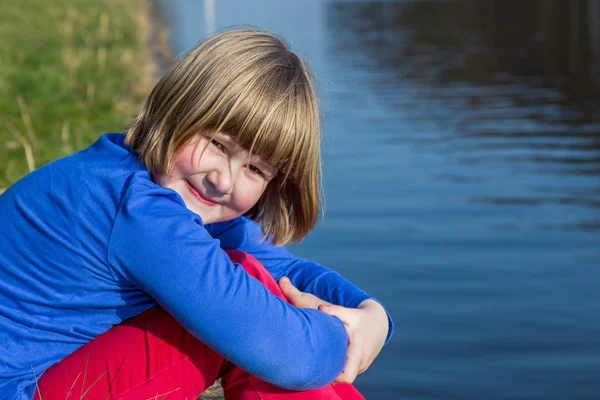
[0,0,154,191]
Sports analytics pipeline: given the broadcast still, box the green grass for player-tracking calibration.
[0,0,152,190]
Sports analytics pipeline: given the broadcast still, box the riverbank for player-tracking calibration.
[0,0,156,191]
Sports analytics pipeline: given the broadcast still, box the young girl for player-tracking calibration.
[0,29,393,399]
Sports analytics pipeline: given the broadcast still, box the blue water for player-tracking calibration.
[157,1,600,398]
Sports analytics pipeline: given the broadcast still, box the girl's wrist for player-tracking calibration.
[359,299,388,327]
[358,298,384,311]
[358,299,389,348]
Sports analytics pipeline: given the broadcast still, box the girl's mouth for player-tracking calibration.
[185,180,218,207]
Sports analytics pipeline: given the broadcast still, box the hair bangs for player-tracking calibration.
[213,70,318,186]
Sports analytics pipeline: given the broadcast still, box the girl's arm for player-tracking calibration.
[107,182,347,390]
[206,216,394,343]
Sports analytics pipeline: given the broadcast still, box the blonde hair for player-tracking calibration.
[125,29,322,245]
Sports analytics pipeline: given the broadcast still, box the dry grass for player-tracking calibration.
[31,356,210,399]
[32,365,222,400]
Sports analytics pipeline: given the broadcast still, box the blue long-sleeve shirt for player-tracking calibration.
[0,133,393,399]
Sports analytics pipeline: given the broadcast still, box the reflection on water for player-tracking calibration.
[325,0,600,232]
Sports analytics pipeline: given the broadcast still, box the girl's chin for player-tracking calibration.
[193,210,234,225]
[202,213,241,225]
[183,202,214,223]
[195,210,215,224]
[184,201,242,224]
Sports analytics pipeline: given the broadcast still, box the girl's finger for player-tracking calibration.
[343,341,361,382]
[278,276,297,302]
[279,277,308,308]
[279,277,327,309]
[334,341,361,385]
[318,304,353,327]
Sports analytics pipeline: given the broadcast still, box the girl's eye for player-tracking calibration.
[246,164,264,177]
[211,139,225,152]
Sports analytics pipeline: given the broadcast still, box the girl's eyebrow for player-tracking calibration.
[251,155,280,177]
[211,132,233,144]
[212,132,278,173]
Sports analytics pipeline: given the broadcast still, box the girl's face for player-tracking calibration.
[155,133,278,225]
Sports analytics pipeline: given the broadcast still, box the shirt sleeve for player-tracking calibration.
[206,217,395,343]
[107,181,348,390]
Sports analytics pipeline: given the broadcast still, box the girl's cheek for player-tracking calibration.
[237,194,260,212]
[173,145,199,174]
[235,183,265,212]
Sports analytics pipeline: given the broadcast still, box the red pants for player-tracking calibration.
[33,250,364,399]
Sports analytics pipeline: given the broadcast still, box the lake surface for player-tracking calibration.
[156,1,600,398]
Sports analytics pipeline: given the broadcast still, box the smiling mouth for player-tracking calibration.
[184,180,218,207]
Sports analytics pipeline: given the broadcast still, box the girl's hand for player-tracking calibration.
[278,278,389,385]
[319,300,388,385]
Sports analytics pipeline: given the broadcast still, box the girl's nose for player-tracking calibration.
[207,165,233,195]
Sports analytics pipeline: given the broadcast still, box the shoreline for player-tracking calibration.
[142,0,175,82]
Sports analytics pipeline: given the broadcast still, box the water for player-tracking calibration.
[156,1,600,398]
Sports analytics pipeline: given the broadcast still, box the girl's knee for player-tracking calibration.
[225,249,284,299]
